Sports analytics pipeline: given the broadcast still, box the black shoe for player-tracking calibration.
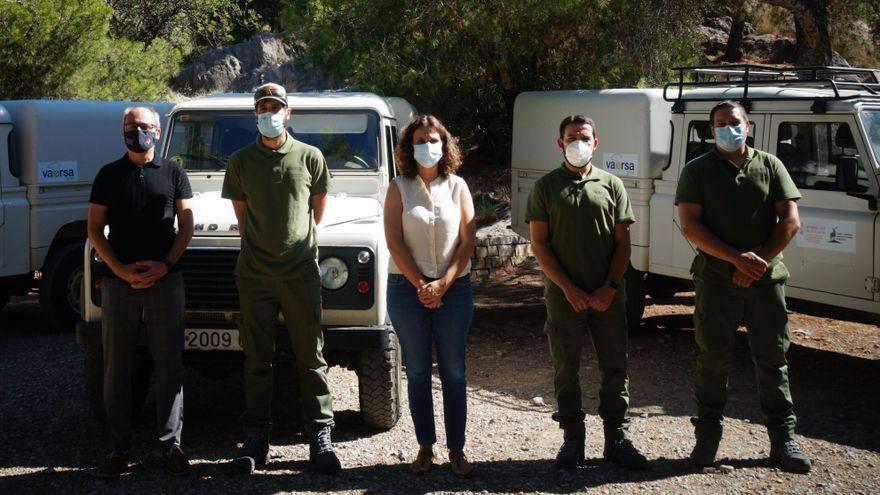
[555,423,585,470]
[689,437,721,467]
[309,426,342,474]
[165,444,191,477]
[604,438,648,470]
[97,452,129,478]
[229,435,269,475]
[770,439,812,474]
[690,418,722,468]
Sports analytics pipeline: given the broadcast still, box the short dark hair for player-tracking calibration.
[709,100,748,126]
[395,114,462,179]
[559,115,597,139]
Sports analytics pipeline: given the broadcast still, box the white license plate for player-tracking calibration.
[184,328,242,351]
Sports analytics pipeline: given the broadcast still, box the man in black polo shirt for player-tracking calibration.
[87,106,194,478]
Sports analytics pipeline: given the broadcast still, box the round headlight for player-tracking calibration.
[357,250,371,264]
[319,257,349,290]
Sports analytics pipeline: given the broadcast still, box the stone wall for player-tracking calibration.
[470,233,532,281]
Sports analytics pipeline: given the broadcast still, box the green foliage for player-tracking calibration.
[284,0,706,163]
[66,37,182,101]
[0,0,181,101]
[0,0,110,99]
[107,0,273,55]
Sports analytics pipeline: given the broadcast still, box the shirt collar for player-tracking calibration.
[123,153,162,169]
[255,132,296,156]
[559,163,601,182]
[710,146,755,169]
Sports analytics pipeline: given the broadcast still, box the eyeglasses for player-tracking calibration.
[124,122,158,132]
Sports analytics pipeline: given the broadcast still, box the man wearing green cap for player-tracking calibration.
[676,99,811,474]
[222,82,340,475]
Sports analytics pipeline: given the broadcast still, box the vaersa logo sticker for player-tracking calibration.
[37,161,79,183]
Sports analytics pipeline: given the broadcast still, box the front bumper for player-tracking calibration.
[75,321,393,351]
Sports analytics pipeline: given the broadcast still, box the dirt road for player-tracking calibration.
[1,268,878,494]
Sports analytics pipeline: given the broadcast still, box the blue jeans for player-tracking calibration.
[386,273,473,451]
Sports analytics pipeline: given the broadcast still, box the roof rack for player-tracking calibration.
[663,64,880,114]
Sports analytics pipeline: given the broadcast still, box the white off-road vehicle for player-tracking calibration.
[511,65,880,325]
[77,92,415,429]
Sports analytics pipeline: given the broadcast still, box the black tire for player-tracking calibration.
[625,266,646,333]
[84,340,153,424]
[357,331,401,430]
[39,242,85,332]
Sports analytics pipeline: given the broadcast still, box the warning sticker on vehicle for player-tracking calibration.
[796,218,856,253]
[602,153,638,177]
[37,161,79,183]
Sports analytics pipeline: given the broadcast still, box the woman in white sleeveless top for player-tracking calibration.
[384,115,476,476]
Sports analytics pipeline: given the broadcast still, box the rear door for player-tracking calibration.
[0,124,30,277]
[768,114,879,300]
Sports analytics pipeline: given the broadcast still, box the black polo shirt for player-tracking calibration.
[89,154,192,265]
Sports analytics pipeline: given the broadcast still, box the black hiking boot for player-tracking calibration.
[229,435,269,475]
[309,426,342,474]
[690,418,722,468]
[97,451,130,478]
[770,438,812,473]
[555,422,585,469]
[604,438,648,470]
[165,444,191,477]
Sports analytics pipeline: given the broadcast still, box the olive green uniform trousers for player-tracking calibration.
[693,279,796,441]
[236,270,334,436]
[545,289,630,439]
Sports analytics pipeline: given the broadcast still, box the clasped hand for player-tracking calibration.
[564,284,616,313]
[114,260,168,290]
[731,250,769,288]
[417,278,447,309]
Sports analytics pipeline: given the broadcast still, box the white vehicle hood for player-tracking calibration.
[188,191,381,236]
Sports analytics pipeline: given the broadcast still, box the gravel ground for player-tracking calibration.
[1,266,878,495]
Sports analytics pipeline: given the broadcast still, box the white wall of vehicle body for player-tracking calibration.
[0,121,30,277]
[383,97,416,130]
[1,101,172,272]
[510,89,672,256]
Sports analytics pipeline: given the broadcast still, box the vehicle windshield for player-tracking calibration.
[165,110,381,172]
[861,110,880,168]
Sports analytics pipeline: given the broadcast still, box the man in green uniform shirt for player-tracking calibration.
[222,83,341,475]
[676,100,811,473]
[526,115,647,470]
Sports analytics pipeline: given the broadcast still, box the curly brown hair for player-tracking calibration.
[394,114,462,179]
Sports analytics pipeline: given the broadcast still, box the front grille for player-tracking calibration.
[179,249,239,310]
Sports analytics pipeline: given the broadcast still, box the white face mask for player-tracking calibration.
[257,110,287,138]
[413,141,443,169]
[564,139,593,168]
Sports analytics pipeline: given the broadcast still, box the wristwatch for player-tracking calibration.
[162,258,175,271]
[604,278,619,290]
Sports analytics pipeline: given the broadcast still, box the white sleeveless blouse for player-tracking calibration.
[388,174,471,279]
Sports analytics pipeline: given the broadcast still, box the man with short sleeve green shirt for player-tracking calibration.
[221,83,341,475]
[526,115,646,471]
[675,100,811,473]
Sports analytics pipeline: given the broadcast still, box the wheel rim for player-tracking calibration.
[66,266,84,317]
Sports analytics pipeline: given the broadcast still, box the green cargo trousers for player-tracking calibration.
[545,289,631,439]
[693,278,796,441]
[236,270,334,436]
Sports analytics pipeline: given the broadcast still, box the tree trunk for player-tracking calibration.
[764,0,833,65]
[723,19,746,62]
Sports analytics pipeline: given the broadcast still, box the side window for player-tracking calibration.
[385,125,397,180]
[8,130,20,178]
[685,120,757,162]
[776,122,869,193]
